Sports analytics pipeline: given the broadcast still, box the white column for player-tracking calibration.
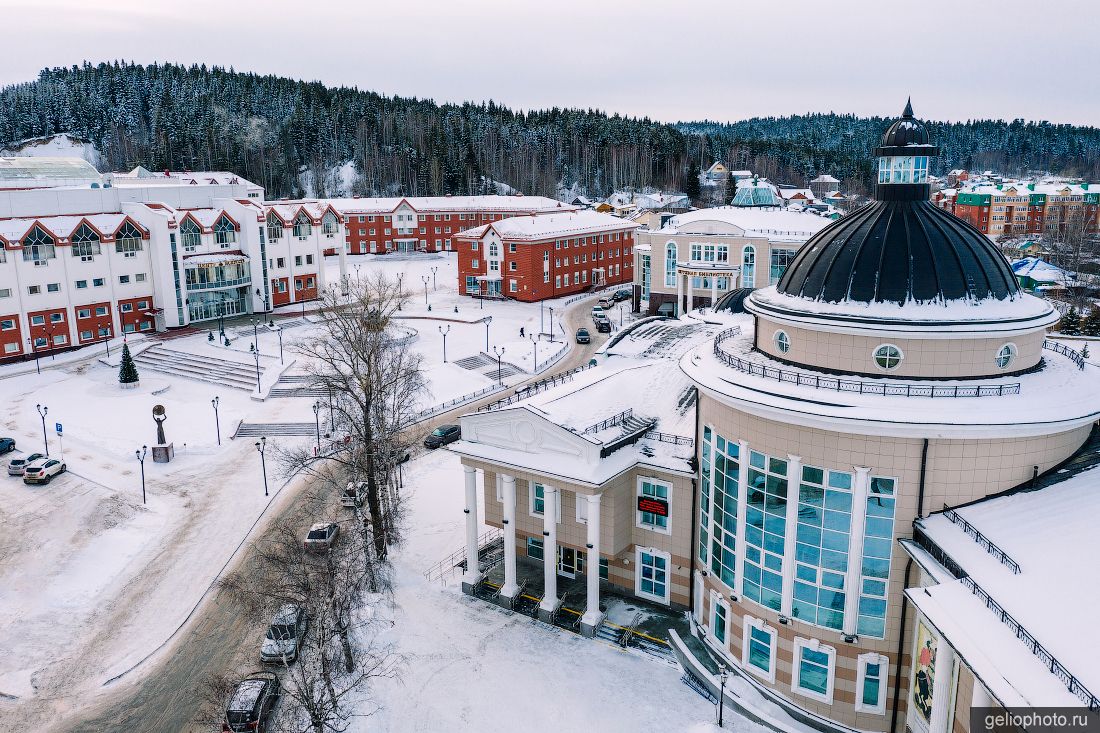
[780,454,802,618]
[674,269,683,317]
[500,474,519,599]
[539,486,559,613]
[686,273,694,314]
[336,225,349,295]
[927,635,957,733]
[734,439,750,599]
[710,275,718,310]
[581,493,603,626]
[843,466,871,636]
[462,466,481,586]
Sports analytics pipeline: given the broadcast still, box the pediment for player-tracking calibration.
[463,408,593,460]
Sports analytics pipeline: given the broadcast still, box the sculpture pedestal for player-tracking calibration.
[152,443,174,463]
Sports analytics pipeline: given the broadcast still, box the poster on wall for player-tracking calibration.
[912,621,937,725]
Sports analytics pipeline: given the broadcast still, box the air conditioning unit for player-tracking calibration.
[124,252,136,258]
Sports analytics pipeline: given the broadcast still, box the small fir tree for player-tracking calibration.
[1061,307,1082,335]
[1082,344,1090,360]
[1082,307,1100,337]
[118,343,139,384]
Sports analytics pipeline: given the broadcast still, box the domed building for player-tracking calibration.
[680,101,1100,732]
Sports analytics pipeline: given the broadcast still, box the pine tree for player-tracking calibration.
[1061,306,1082,335]
[683,161,701,201]
[1083,307,1100,337]
[118,343,139,384]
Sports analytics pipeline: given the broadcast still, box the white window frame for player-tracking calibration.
[575,495,588,524]
[636,476,672,535]
[792,637,836,705]
[709,590,730,648]
[635,546,671,605]
[529,482,560,523]
[774,329,790,354]
[855,652,889,715]
[995,342,1017,370]
[495,474,503,503]
[741,616,777,684]
[872,343,904,371]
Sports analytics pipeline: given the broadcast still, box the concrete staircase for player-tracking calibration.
[134,345,261,391]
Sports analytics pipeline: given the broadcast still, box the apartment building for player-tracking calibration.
[952,181,1100,237]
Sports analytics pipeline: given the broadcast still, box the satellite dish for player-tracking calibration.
[152,405,166,418]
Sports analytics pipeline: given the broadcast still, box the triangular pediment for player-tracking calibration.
[461,407,595,461]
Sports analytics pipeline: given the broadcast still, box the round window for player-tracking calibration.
[873,344,903,371]
[995,343,1017,369]
[774,330,791,354]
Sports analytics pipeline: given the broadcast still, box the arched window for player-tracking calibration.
[665,242,677,287]
[774,330,790,354]
[742,246,756,288]
[266,212,284,242]
[292,211,312,238]
[180,218,201,251]
[488,241,499,257]
[873,344,903,371]
[214,215,237,246]
[322,211,339,235]
[995,343,1017,369]
[71,223,102,259]
[115,221,144,256]
[22,226,56,263]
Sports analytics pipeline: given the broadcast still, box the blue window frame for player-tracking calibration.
[857,477,896,638]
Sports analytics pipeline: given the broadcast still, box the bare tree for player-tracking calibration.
[283,274,427,568]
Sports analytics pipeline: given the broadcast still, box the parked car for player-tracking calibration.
[260,604,308,664]
[341,481,367,508]
[23,458,66,484]
[597,296,615,310]
[594,316,612,334]
[303,522,340,553]
[612,288,632,302]
[591,306,606,323]
[223,671,280,732]
[575,328,591,344]
[424,424,461,449]
[0,437,15,455]
[656,302,676,318]
[8,452,45,476]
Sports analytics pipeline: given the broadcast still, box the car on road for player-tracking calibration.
[0,437,15,455]
[22,458,66,484]
[341,481,366,508]
[8,452,45,476]
[612,288,632,302]
[591,306,606,323]
[260,604,308,664]
[575,328,591,344]
[303,522,340,553]
[424,424,461,449]
[223,671,280,732]
[594,316,612,334]
[597,296,615,310]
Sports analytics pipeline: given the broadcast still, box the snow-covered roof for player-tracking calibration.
[1011,257,1076,284]
[731,179,781,207]
[777,188,814,200]
[660,206,831,243]
[113,169,255,189]
[182,252,248,266]
[810,174,840,184]
[0,212,141,243]
[0,156,103,189]
[456,210,637,241]
[909,462,1100,707]
[324,195,573,215]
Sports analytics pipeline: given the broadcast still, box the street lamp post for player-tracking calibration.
[45,325,55,360]
[252,318,260,356]
[255,436,269,496]
[136,445,148,504]
[36,404,49,456]
[530,334,539,372]
[396,273,404,311]
[430,266,439,290]
[540,300,545,334]
[421,275,430,305]
[327,386,334,430]
[28,338,40,375]
[253,346,261,393]
[312,401,322,453]
[548,306,556,344]
[718,665,730,727]
[272,324,284,365]
[493,346,505,386]
[439,325,450,362]
[353,263,362,282]
[211,396,221,445]
[482,316,492,351]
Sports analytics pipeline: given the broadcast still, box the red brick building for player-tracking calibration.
[330,195,576,255]
[455,211,637,302]
[952,182,1100,237]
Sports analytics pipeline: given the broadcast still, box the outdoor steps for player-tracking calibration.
[234,422,315,437]
[134,345,262,391]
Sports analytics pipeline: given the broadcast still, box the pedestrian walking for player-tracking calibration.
[519,326,525,338]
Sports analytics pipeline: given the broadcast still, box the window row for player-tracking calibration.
[771,334,1020,372]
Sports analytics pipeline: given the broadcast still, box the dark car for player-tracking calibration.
[0,438,15,455]
[424,424,461,449]
[612,288,632,302]
[575,328,591,344]
[594,317,612,334]
[223,671,280,732]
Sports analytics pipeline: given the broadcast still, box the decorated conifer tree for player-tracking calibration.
[118,343,140,384]
[1061,306,1081,335]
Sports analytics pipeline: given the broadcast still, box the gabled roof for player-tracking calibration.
[455,210,637,241]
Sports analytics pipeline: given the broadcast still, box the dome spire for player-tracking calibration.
[903,97,914,118]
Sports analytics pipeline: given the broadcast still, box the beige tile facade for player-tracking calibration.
[695,394,1091,732]
[755,315,1047,379]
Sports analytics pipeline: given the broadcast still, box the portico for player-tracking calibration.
[672,262,740,315]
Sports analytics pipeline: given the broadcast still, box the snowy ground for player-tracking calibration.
[357,448,744,733]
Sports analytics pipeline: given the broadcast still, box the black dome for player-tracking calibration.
[776,200,1021,305]
[877,98,931,149]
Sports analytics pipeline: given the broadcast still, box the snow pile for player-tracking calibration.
[0,133,103,170]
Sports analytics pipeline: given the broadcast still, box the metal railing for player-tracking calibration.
[943,506,1021,574]
[912,526,968,580]
[581,408,633,435]
[712,329,1021,398]
[645,430,694,447]
[1043,339,1086,369]
[414,384,505,423]
[478,362,597,412]
[423,527,503,584]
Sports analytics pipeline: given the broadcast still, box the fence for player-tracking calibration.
[415,384,504,422]
[1043,339,1087,369]
[942,506,1021,574]
[645,430,694,447]
[424,527,503,584]
[712,329,1021,398]
[581,408,633,435]
[478,362,597,412]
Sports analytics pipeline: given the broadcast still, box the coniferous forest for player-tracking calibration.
[2,61,1098,200]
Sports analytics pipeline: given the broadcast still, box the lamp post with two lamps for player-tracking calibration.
[135,445,148,504]
[255,436,269,496]
[481,316,492,351]
[312,401,322,453]
[439,325,450,362]
[36,403,49,456]
[430,266,438,290]
[492,346,506,386]
[421,275,430,305]
[211,396,221,445]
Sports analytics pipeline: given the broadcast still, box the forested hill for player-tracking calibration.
[1,62,1097,200]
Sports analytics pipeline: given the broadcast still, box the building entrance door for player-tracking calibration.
[557,547,576,578]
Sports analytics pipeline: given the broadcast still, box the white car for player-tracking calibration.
[341,481,366,508]
[260,604,308,664]
[23,458,66,485]
[303,522,339,553]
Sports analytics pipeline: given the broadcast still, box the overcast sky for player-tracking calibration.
[2,0,1098,126]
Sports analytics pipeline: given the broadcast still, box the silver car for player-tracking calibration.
[260,604,308,664]
[8,452,45,476]
[303,522,339,553]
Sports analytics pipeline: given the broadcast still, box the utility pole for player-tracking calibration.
[211,396,221,445]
